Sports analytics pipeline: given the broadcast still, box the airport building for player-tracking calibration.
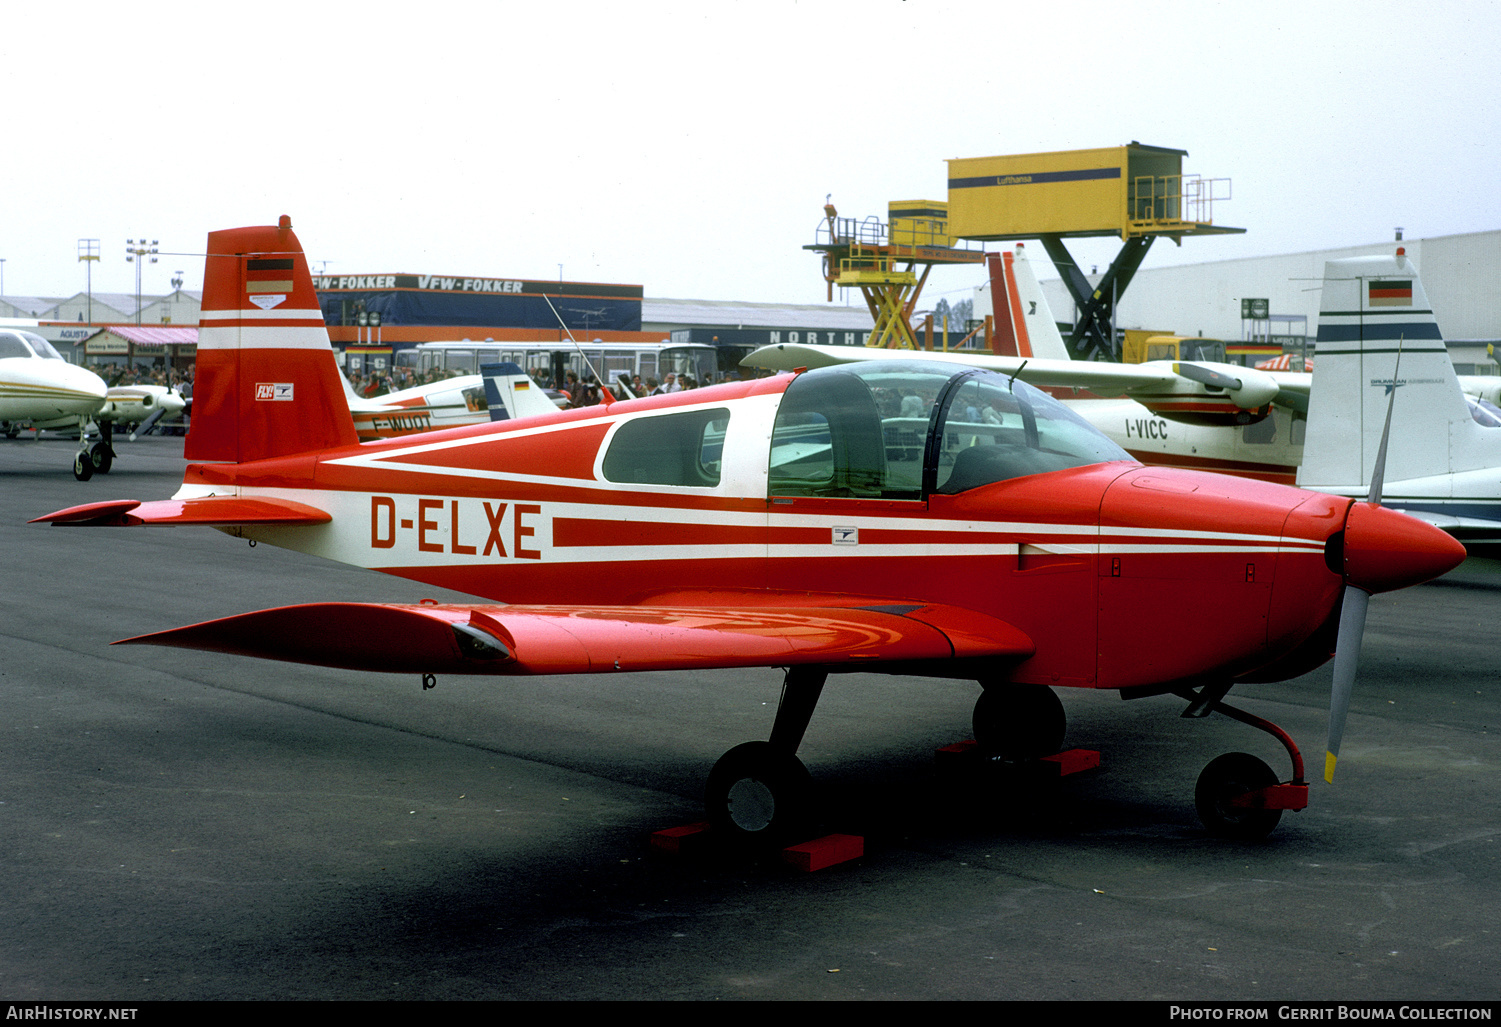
[1009,228,1501,374]
[6,228,1499,374]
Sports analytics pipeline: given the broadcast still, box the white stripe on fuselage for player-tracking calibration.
[174,482,1323,575]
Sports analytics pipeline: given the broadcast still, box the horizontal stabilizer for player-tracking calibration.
[115,600,1035,676]
[116,603,514,673]
[32,496,331,527]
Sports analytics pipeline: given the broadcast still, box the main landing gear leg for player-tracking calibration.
[705,667,826,847]
[1179,686,1310,840]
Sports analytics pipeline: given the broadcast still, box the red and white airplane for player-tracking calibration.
[34,217,1467,847]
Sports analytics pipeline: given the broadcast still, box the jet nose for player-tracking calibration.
[1335,501,1467,594]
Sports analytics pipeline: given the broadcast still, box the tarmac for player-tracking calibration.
[2,433,1498,1002]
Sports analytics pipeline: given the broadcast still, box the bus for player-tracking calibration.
[396,339,720,392]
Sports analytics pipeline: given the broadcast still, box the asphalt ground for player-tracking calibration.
[1,433,1498,1002]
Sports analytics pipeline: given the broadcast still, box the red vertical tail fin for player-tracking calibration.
[986,249,1033,359]
[185,216,358,462]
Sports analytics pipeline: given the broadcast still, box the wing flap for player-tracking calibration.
[32,496,331,527]
[114,600,1034,675]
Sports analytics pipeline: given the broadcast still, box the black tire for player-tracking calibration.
[972,684,1066,760]
[89,442,112,475]
[72,451,92,481]
[1195,752,1282,840]
[705,741,813,848]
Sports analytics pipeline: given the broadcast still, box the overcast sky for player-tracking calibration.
[3,0,1498,314]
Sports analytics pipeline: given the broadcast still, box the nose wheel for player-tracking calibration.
[89,441,113,474]
[1176,684,1310,839]
[1195,752,1282,840]
[70,416,114,480]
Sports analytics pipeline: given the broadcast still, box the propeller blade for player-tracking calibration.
[1325,585,1369,782]
[1171,360,1242,392]
[1366,343,1403,504]
[1327,339,1403,782]
[129,408,166,441]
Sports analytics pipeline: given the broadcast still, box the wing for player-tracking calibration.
[744,342,1288,418]
[113,599,1035,676]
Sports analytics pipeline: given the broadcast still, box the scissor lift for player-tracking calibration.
[807,199,986,350]
[947,142,1243,361]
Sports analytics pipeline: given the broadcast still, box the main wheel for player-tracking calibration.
[972,684,1066,760]
[1195,752,1282,840]
[73,451,93,481]
[89,442,113,475]
[705,741,813,848]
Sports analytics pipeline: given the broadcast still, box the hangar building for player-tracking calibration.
[983,228,1501,374]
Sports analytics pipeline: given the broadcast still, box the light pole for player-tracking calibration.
[166,271,184,324]
[78,239,99,325]
[125,238,159,326]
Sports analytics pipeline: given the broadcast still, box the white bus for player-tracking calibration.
[397,339,719,391]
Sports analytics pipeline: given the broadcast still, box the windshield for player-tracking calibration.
[769,361,1128,499]
[933,370,1129,493]
[20,331,63,359]
[0,330,63,359]
[1469,395,1501,428]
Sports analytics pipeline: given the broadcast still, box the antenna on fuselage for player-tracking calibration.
[541,293,637,399]
[1008,359,1029,391]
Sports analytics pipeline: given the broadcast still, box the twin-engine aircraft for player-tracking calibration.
[99,384,189,441]
[35,218,1466,847]
[0,328,116,478]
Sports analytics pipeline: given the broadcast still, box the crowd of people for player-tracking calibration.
[85,360,776,408]
[85,362,194,394]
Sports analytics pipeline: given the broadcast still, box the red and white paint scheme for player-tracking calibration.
[35,218,1467,846]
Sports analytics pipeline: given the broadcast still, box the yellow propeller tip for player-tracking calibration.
[1324,751,1338,783]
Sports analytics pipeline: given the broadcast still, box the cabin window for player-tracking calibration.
[768,362,1130,500]
[602,408,729,487]
[1242,411,1277,444]
[769,366,949,498]
[0,333,33,359]
[1290,414,1308,446]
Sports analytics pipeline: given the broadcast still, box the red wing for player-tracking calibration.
[114,600,1034,675]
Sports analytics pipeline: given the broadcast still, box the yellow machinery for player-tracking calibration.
[946,142,1243,361]
[807,199,985,350]
[1121,332,1228,364]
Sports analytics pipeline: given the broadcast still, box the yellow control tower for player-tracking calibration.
[807,198,986,350]
[947,142,1242,360]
